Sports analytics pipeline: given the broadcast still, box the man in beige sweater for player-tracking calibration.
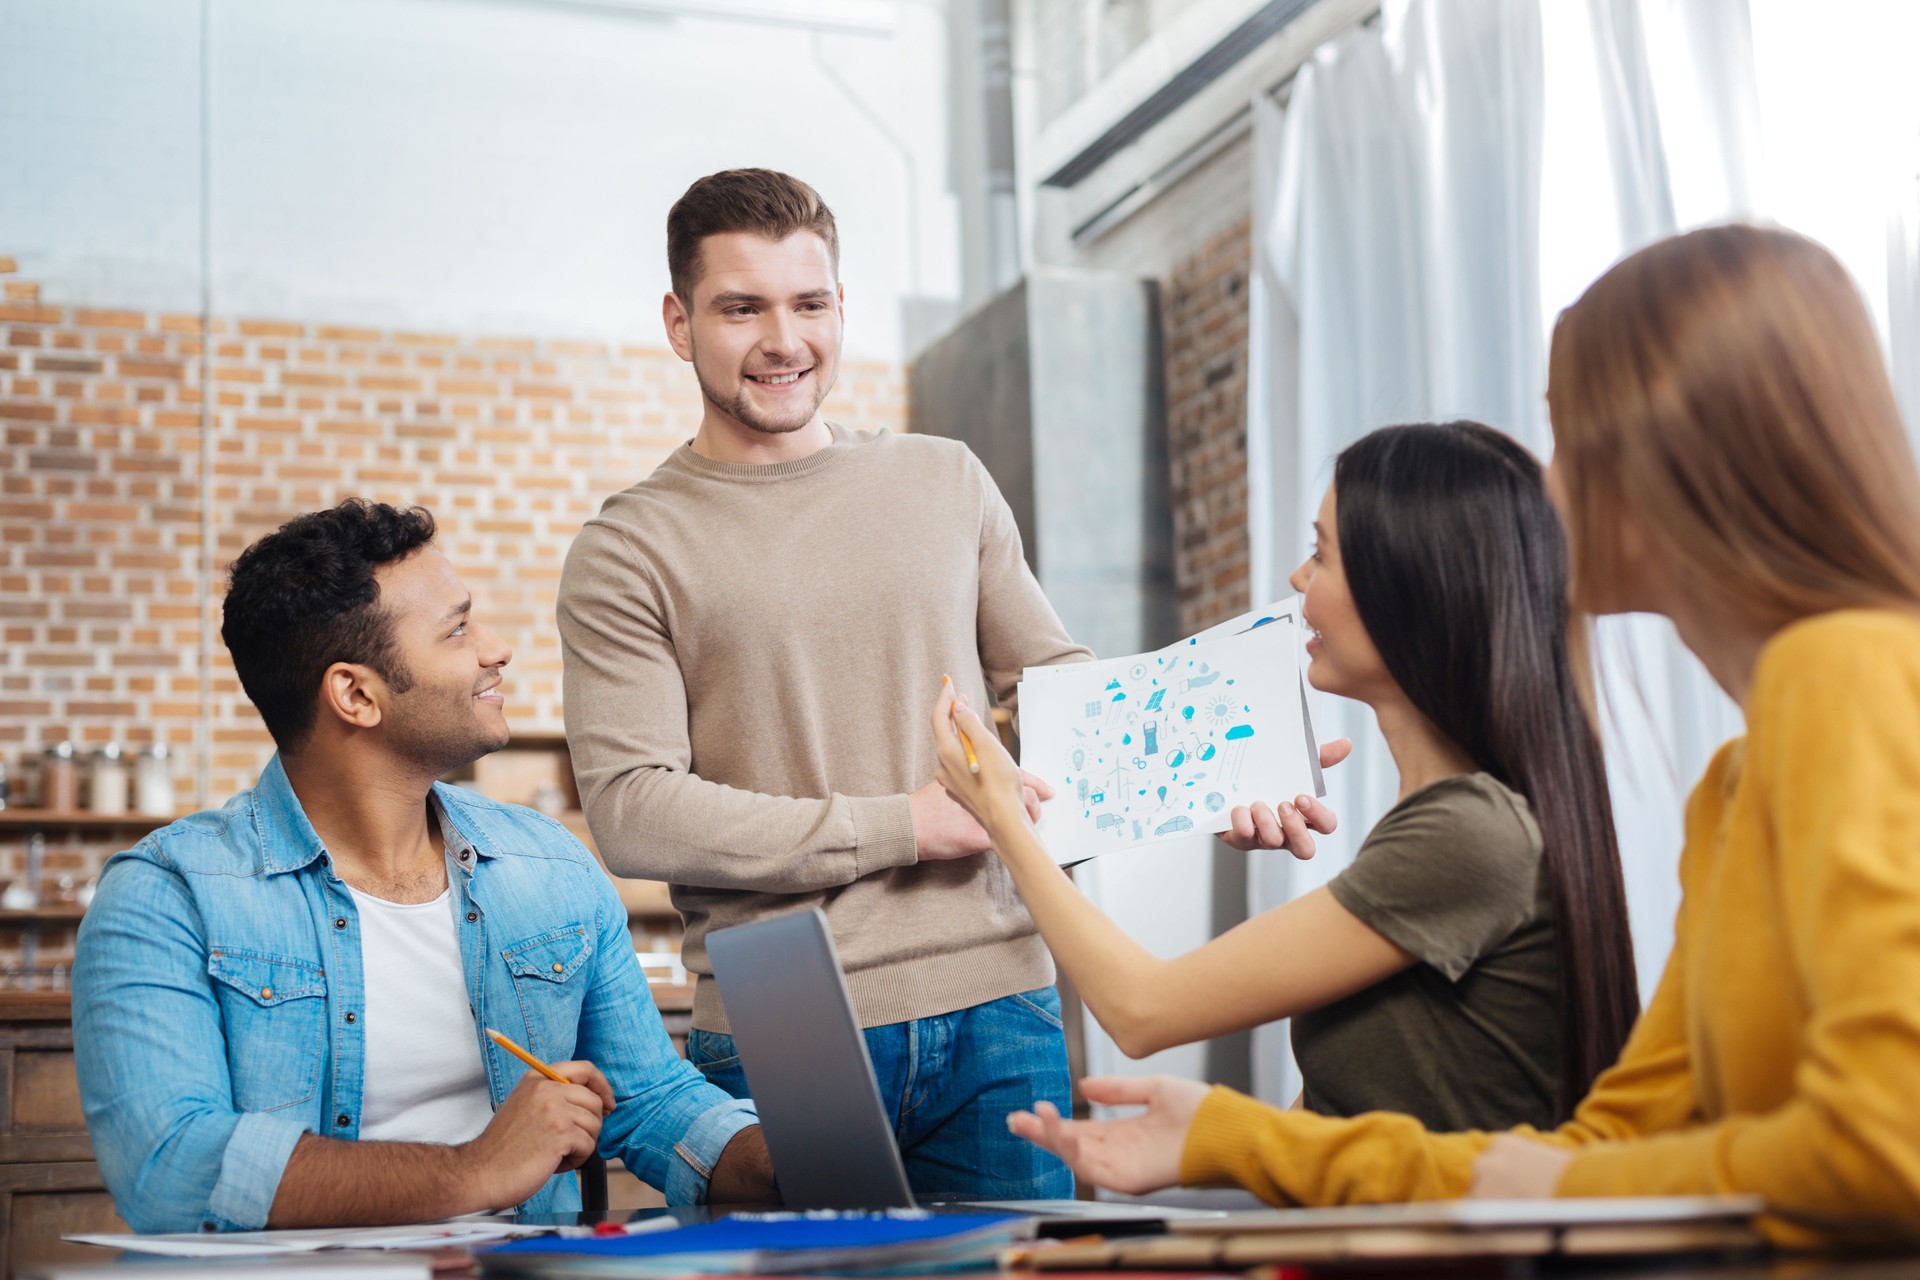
[557,169,1091,1198]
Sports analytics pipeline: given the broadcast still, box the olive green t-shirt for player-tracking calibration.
[1291,772,1559,1132]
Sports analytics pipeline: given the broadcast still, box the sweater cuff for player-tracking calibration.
[849,794,919,878]
[1179,1085,1275,1189]
[1557,1142,1670,1199]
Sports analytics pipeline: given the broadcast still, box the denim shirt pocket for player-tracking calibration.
[500,924,595,1060]
[207,948,328,1113]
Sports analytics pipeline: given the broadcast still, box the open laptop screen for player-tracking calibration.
[707,908,918,1211]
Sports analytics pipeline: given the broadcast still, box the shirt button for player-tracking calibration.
[458,850,470,861]
[466,911,478,923]
[259,987,273,1000]
[551,962,565,973]
[336,1113,352,1127]
[344,1011,357,1024]
[334,917,347,929]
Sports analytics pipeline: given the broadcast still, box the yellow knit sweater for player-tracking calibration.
[1180,609,1920,1247]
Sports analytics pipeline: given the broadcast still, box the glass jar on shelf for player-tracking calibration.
[40,742,78,812]
[89,742,130,815]
[135,742,176,817]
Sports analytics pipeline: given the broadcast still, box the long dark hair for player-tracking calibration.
[1334,422,1639,1118]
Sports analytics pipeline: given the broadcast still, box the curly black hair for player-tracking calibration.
[221,499,438,752]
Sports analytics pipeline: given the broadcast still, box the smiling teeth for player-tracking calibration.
[757,372,802,384]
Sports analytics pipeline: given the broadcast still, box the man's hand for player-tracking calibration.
[1468,1134,1573,1199]
[1219,739,1352,858]
[910,771,1053,862]
[707,1125,779,1205]
[462,1062,611,1211]
[1005,1075,1208,1197]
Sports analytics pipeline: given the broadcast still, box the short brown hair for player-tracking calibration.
[666,169,839,301]
[1549,223,1920,630]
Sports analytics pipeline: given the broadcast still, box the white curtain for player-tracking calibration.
[1246,0,1920,1105]
[1245,0,1550,1104]
[1894,192,1920,435]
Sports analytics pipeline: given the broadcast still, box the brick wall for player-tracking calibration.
[1162,218,1253,635]
[0,254,905,955]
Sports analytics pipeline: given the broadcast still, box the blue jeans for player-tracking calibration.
[688,986,1074,1199]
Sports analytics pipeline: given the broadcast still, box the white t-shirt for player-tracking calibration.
[348,884,497,1145]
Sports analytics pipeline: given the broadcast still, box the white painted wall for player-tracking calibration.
[0,0,963,362]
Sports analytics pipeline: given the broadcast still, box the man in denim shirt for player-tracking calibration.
[73,500,773,1233]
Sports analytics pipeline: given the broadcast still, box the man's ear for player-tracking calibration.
[663,290,694,362]
[318,662,385,734]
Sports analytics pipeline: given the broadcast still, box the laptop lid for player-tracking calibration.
[706,908,917,1211]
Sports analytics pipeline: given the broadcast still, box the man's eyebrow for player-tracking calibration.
[707,289,835,307]
[439,598,472,624]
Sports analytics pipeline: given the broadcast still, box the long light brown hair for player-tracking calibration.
[1548,224,1920,628]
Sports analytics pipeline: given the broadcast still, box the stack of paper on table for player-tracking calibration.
[1023,1197,1766,1269]
[24,1254,438,1279]
[63,1219,545,1259]
[1018,598,1321,865]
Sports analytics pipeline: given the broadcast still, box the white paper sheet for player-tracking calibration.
[64,1218,544,1258]
[1018,599,1319,865]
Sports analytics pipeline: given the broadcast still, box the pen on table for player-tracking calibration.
[943,674,980,774]
[486,1027,609,1114]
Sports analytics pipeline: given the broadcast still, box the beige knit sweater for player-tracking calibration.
[557,424,1092,1031]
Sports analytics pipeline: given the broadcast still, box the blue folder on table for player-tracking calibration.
[479,1210,1031,1277]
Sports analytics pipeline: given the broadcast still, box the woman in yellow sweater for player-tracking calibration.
[945,224,1920,1247]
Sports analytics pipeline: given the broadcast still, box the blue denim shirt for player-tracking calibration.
[72,755,756,1233]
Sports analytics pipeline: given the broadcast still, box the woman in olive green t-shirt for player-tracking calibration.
[932,420,1638,1133]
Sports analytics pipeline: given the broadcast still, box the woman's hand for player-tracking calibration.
[1467,1134,1573,1198]
[1006,1075,1208,1197]
[1219,738,1352,859]
[931,680,1052,837]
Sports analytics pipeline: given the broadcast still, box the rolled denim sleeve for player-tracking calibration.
[575,865,758,1203]
[661,1091,760,1205]
[73,853,310,1232]
[208,1111,311,1229]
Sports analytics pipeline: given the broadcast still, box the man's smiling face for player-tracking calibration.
[371,546,513,776]
[675,230,844,437]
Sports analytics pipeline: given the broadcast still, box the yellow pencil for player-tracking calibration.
[487,1027,612,1118]
[944,675,980,774]
[486,1027,572,1085]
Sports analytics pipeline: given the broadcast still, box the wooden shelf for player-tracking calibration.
[0,809,189,833]
[0,906,86,924]
[0,993,72,1021]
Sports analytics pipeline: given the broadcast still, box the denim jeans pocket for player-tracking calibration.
[685,1028,741,1073]
[1007,986,1065,1031]
[686,1028,751,1101]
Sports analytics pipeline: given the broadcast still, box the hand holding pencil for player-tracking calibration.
[461,1030,613,1210]
[486,1028,614,1115]
[932,677,1052,840]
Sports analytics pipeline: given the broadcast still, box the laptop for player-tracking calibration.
[706,908,1218,1223]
